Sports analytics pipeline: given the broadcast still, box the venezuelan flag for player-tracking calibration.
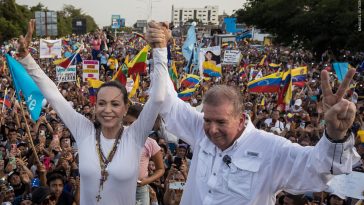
[258,55,267,66]
[239,67,247,79]
[203,61,222,77]
[88,79,104,105]
[178,88,196,101]
[54,53,82,69]
[278,69,292,106]
[181,74,200,88]
[0,88,11,108]
[291,66,307,87]
[268,63,281,71]
[247,72,282,93]
[128,45,149,75]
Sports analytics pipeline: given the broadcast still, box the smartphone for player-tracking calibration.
[300,122,306,129]
[173,157,182,170]
[169,182,185,190]
[9,156,17,169]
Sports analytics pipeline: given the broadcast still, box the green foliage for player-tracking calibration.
[236,0,364,55]
[0,1,98,43]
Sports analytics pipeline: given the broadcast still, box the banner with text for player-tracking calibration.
[39,39,62,58]
[56,66,76,82]
[82,60,99,81]
[223,50,241,65]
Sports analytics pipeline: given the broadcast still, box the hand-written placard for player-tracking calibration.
[82,60,99,81]
[223,50,241,65]
[56,66,76,82]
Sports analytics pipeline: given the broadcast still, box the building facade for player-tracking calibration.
[171,5,219,26]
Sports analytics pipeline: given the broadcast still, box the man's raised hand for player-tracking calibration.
[18,19,35,58]
[321,68,356,140]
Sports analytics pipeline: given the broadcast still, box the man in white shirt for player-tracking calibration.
[147,21,360,205]
[264,110,285,134]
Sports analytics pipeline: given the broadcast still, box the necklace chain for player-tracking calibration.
[95,126,123,202]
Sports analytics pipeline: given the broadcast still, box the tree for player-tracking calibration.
[57,5,98,35]
[235,0,364,57]
[0,1,98,42]
[0,0,31,42]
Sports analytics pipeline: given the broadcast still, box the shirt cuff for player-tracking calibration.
[324,129,351,143]
[152,48,168,65]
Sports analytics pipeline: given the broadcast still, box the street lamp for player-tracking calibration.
[137,0,160,20]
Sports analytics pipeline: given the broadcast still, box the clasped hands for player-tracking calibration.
[145,21,172,48]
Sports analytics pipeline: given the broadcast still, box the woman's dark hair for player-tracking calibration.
[94,80,128,128]
[204,51,221,65]
[97,80,128,105]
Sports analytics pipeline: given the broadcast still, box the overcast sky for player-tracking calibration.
[16,0,246,27]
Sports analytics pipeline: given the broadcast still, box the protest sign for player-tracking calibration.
[56,65,76,82]
[223,50,241,64]
[82,60,99,81]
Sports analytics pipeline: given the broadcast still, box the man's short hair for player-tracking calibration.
[46,170,66,186]
[126,104,143,119]
[203,85,244,117]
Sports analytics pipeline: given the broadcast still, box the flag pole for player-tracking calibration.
[18,102,41,165]
[1,88,8,112]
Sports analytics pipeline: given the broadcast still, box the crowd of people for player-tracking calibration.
[0,19,363,205]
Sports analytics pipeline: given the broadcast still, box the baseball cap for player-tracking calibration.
[294,99,302,106]
[330,192,347,200]
[178,144,188,149]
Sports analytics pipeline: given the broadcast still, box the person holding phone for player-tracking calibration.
[163,168,186,205]
[17,19,169,205]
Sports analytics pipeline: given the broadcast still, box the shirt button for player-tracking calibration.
[213,173,216,176]
[208,190,212,193]
[219,154,222,157]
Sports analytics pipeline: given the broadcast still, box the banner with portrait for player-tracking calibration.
[198,46,222,77]
[39,39,62,58]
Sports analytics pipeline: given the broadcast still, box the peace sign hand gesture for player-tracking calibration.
[321,68,356,140]
[18,19,35,58]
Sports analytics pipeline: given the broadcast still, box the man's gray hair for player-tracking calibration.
[203,85,244,116]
